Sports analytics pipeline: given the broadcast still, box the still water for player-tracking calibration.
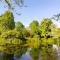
[14,45,60,60]
[14,48,32,60]
[0,45,60,60]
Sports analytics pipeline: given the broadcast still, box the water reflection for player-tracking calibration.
[20,51,32,60]
[0,45,59,60]
[14,48,32,60]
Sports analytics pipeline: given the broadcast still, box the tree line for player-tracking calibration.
[0,10,60,60]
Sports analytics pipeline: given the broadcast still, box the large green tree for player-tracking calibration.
[39,18,57,60]
[0,11,15,32]
[15,21,29,39]
[29,20,40,36]
[40,18,56,38]
[0,11,27,60]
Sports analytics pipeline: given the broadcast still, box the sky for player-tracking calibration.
[0,0,60,27]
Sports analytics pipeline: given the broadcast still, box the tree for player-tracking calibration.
[29,20,40,36]
[0,30,22,60]
[0,0,24,9]
[39,18,57,48]
[15,21,29,38]
[51,13,60,21]
[0,11,27,60]
[0,29,27,60]
[40,18,54,38]
[0,0,25,15]
[39,18,58,60]
[15,21,24,31]
[0,11,15,32]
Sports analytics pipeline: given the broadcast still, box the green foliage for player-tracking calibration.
[15,21,24,31]
[15,46,27,57]
[53,28,60,37]
[0,11,15,32]
[15,21,29,38]
[40,47,58,60]
[27,35,41,48]
[40,18,53,37]
[1,30,22,39]
[22,28,29,37]
[29,20,40,35]
[0,29,28,55]
[0,38,22,54]
[30,48,39,60]
[0,11,28,59]
[41,38,53,45]
[0,11,59,60]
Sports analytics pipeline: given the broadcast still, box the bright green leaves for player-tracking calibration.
[0,11,28,56]
[41,38,53,45]
[40,18,53,37]
[15,21,29,38]
[0,30,22,54]
[0,30,23,45]
[53,28,60,37]
[11,38,22,45]
[29,20,40,35]
[1,30,22,39]
[0,10,59,60]
[27,35,41,48]
[0,38,6,45]
[15,21,24,31]
[0,11,15,32]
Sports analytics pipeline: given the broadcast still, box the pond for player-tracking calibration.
[0,45,60,60]
[14,45,59,60]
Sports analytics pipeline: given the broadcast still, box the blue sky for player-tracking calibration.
[0,0,60,27]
